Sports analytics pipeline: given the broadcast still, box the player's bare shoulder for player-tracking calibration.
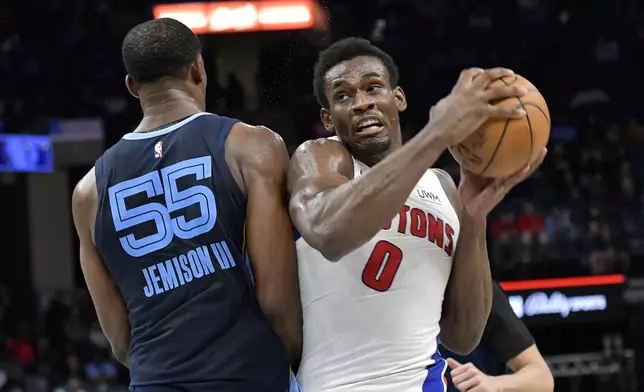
[228,122,288,159]
[71,167,99,240]
[288,138,354,188]
[225,122,289,194]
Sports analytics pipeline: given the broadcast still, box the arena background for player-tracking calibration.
[1,0,644,390]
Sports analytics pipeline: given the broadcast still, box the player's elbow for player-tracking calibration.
[459,328,484,354]
[106,331,130,367]
[291,199,353,262]
[445,337,481,356]
[457,338,482,356]
[111,346,129,367]
[440,329,483,355]
[316,240,347,262]
[298,224,348,262]
[310,235,348,262]
[305,221,355,261]
[439,315,486,355]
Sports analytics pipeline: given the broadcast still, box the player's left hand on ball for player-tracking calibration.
[447,358,500,392]
[458,147,547,219]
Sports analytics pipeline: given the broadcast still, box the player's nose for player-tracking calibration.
[350,91,376,114]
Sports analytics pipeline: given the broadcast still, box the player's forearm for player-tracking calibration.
[303,127,449,261]
[495,364,554,392]
[440,215,491,354]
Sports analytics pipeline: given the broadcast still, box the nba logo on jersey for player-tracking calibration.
[154,141,163,158]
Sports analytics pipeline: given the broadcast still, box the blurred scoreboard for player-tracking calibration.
[0,134,53,173]
[0,118,106,172]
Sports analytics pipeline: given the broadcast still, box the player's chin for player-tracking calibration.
[351,136,391,157]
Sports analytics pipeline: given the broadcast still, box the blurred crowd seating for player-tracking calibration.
[0,288,127,391]
[1,0,644,390]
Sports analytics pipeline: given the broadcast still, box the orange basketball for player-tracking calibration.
[450,74,550,178]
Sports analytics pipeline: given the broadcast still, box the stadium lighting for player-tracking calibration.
[152,1,327,34]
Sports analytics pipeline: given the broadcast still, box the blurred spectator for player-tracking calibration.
[87,323,108,352]
[55,354,88,392]
[84,350,118,391]
[5,323,35,370]
[515,202,547,246]
[64,308,87,350]
[489,212,516,239]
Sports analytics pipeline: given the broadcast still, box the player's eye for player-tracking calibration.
[367,84,382,92]
[335,92,349,101]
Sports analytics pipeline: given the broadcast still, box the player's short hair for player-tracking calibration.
[122,18,202,84]
[313,37,400,108]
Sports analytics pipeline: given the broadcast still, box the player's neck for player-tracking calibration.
[136,84,203,132]
[359,136,402,167]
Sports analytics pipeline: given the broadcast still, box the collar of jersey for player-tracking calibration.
[122,112,212,140]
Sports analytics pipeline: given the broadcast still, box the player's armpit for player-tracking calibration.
[230,123,303,367]
[72,169,130,366]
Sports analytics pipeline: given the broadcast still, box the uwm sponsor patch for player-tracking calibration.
[416,186,441,205]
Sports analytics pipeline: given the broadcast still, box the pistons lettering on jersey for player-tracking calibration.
[383,205,455,256]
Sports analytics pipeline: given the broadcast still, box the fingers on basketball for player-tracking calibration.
[472,67,515,88]
[450,74,550,179]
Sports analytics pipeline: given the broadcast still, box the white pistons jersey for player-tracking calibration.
[295,153,461,392]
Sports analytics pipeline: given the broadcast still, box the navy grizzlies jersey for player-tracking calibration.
[94,113,290,391]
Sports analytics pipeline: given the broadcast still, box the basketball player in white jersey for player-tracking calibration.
[287,38,546,392]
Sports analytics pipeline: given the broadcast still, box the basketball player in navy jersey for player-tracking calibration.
[71,18,301,392]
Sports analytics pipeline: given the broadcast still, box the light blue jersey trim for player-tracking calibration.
[244,249,255,286]
[122,112,212,140]
[289,370,302,392]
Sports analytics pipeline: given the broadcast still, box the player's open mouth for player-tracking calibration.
[355,118,385,135]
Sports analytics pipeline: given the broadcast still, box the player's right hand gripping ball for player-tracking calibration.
[450,74,550,178]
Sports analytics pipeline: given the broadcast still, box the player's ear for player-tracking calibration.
[320,108,334,133]
[394,86,407,112]
[125,75,139,98]
[190,57,205,86]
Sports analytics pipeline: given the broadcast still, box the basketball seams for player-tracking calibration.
[500,74,519,85]
[479,76,533,175]
[517,97,534,167]
[523,102,550,126]
[525,105,535,165]
[480,118,512,176]
[500,77,534,168]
